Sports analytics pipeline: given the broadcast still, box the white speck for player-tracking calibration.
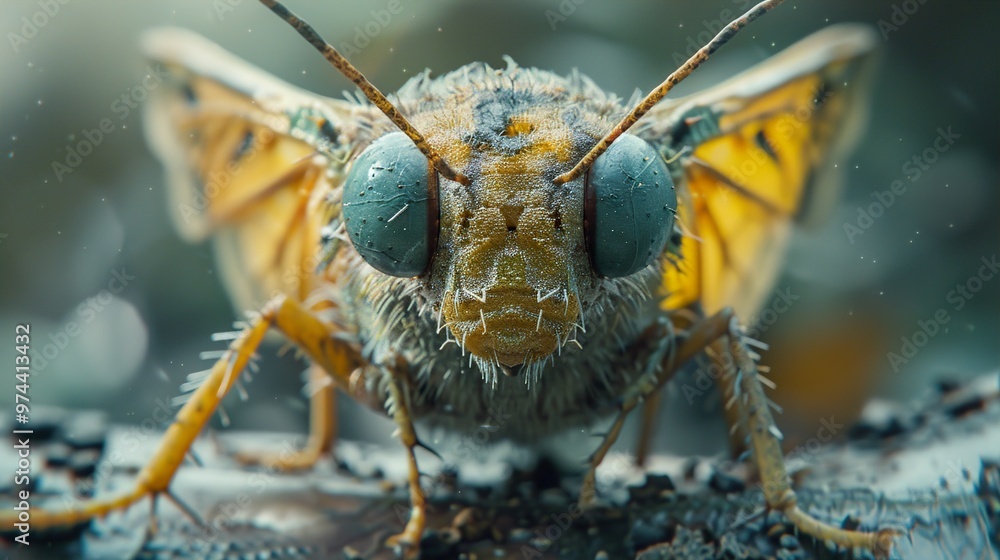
[388,203,409,223]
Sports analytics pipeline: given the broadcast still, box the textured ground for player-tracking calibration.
[2,375,998,560]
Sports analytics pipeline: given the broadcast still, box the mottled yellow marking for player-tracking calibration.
[503,117,534,136]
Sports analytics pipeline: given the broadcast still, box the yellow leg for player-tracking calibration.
[634,390,661,468]
[582,314,731,506]
[1,294,365,533]
[717,319,897,556]
[233,295,425,554]
[232,364,338,471]
[0,296,281,530]
[581,309,897,557]
[383,373,427,557]
[708,339,751,458]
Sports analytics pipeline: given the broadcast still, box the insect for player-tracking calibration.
[3,0,896,556]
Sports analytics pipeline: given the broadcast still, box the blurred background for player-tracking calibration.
[0,0,997,458]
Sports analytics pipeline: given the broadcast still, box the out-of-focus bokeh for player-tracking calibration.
[0,1,997,457]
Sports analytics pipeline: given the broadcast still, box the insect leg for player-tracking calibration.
[232,363,338,470]
[265,297,425,552]
[581,311,734,505]
[383,372,427,553]
[710,338,752,458]
[633,308,729,467]
[583,308,896,555]
[633,391,661,468]
[718,318,898,556]
[0,296,282,531]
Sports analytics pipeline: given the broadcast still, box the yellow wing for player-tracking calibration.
[142,28,376,312]
[637,24,877,319]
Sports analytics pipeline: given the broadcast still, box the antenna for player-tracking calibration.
[553,0,786,185]
[259,0,471,186]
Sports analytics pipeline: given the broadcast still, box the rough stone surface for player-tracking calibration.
[1,375,998,559]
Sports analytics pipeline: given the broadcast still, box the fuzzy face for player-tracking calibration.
[413,71,609,370]
[331,60,665,435]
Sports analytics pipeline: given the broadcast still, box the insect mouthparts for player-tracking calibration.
[500,363,521,377]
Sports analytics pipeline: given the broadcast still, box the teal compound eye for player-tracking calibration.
[342,132,439,277]
[584,134,676,278]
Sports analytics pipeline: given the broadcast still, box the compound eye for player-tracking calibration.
[584,134,676,278]
[342,132,438,277]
